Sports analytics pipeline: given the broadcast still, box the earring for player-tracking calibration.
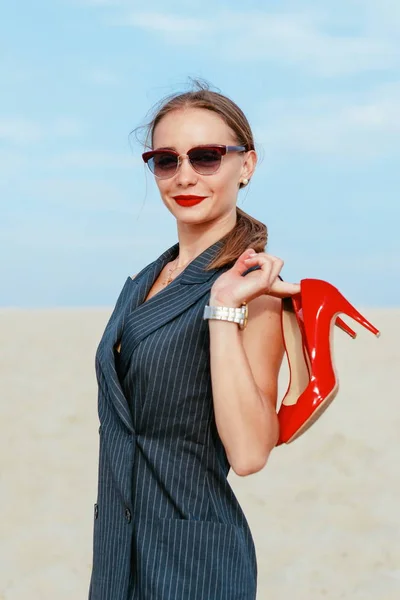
[241,178,249,186]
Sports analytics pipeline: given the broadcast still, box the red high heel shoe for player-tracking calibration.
[276,295,356,437]
[277,279,380,445]
[277,296,356,414]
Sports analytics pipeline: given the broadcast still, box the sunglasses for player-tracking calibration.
[142,144,247,179]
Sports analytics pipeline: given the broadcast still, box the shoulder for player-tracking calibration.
[130,273,137,280]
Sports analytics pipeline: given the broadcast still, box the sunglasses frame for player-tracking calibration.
[142,144,247,179]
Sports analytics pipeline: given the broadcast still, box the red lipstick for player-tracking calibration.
[173,195,207,207]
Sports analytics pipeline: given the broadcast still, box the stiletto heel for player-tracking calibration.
[277,279,380,445]
[279,274,356,339]
[334,317,356,339]
[291,295,357,339]
[300,279,380,339]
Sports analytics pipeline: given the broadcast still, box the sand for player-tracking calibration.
[0,306,398,599]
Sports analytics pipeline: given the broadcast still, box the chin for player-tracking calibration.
[177,214,210,226]
[169,201,209,214]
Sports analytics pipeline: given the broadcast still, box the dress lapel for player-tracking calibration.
[95,275,143,432]
[95,237,232,431]
[117,238,231,376]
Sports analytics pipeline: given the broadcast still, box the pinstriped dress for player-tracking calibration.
[88,237,258,600]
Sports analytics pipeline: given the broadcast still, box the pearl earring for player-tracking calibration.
[241,178,249,186]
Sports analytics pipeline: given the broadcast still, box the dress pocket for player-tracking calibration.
[156,518,256,599]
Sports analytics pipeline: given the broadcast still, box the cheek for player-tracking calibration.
[212,168,239,197]
[156,180,170,199]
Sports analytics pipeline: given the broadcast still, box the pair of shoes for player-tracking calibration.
[276,279,380,445]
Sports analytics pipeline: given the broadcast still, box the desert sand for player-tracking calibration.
[0,306,398,599]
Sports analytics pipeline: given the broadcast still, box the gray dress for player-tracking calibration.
[88,237,258,600]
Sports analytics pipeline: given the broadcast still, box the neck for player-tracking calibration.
[174,210,237,267]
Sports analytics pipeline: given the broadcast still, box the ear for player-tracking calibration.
[241,149,257,183]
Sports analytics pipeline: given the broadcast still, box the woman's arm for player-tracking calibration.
[208,292,285,476]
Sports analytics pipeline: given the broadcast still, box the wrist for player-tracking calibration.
[205,296,249,330]
[209,291,243,308]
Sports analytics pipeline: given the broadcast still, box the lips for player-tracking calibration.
[173,195,207,207]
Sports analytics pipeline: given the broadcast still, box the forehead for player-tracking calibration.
[152,107,237,150]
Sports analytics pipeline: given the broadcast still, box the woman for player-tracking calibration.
[88,82,300,600]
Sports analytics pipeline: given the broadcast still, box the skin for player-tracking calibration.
[150,107,300,474]
[151,107,255,265]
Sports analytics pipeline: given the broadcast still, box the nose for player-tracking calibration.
[174,155,198,186]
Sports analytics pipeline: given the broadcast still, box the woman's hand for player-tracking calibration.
[210,248,301,307]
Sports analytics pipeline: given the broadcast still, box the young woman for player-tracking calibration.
[88,82,300,600]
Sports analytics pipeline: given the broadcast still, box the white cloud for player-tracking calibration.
[51,117,83,138]
[15,174,161,214]
[0,210,161,250]
[0,117,83,146]
[230,13,397,76]
[102,11,195,46]
[0,149,141,175]
[0,149,142,195]
[0,65,37,88]
[1,221,159,250]
[355,0,400,36]
[73,0,123,5]
[0,118,44,145]
[254,83,400,159]
[0,151,26,180]
[87,68,120,86]
[46,150,139,169]
[108,8,398,76]
[124,12,209,35]
[28,178,129,209]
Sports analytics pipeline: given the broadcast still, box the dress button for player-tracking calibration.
[125,507,132,523]
[94,503,98,519]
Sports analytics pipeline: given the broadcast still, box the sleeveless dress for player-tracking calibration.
[88,237,258,600]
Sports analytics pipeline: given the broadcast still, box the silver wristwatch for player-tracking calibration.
[203,302,248,330]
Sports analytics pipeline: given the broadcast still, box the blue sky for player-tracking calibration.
[1,0,399,307]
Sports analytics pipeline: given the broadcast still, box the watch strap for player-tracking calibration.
[203,302,248,330]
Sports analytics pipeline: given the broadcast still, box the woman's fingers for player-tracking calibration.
[227,249,300,298]
[232,248,257,275]
[269,279,301,298]
[243,251,300,297]
[266,257,284,293]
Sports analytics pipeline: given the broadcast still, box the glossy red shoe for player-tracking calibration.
[276,295,356,414]
[276,279,380,445]
[294,298,357,340]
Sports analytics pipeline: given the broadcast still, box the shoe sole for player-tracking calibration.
[286,383,339,443]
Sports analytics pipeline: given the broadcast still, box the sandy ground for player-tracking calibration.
[0,306,398,599]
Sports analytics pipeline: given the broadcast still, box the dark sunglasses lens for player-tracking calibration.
[189,148,222,174]
[150,153,178,178]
